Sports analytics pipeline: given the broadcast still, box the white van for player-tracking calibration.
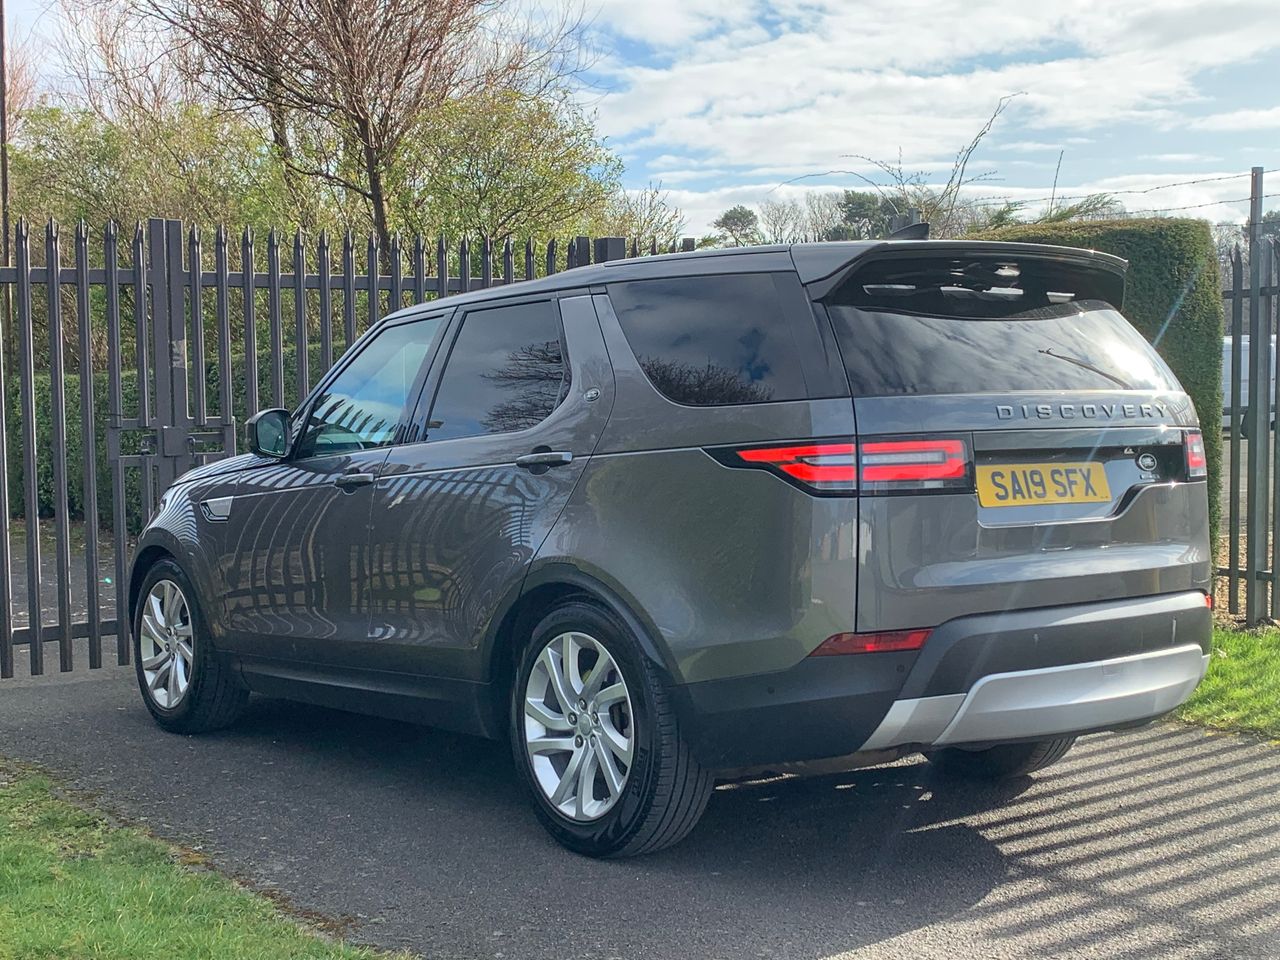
[1222,335,1277,431]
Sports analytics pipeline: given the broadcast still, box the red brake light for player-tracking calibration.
[736,442,858,491]
[810,629,932,656]
[1185,430,1207,480]
[859,439,968,484]
[725,436,972,495]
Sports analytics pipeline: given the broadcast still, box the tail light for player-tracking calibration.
[717,436,972,495]
[859,438,969,492]
[810,629,931,656]
[736,442,857,492]
[1185,430,1207,480]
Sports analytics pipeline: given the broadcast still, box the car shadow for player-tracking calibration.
[197,695,1019,958]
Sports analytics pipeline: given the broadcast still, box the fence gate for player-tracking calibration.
[0,218,688,678]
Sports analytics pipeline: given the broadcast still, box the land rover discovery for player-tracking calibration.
[129,240,1212,857]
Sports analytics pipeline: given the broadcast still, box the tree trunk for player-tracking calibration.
[359,122,392,271]
[266,102,314,233]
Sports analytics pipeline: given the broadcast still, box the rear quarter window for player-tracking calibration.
[606,273,813,406]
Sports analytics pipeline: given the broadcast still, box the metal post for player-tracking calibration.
[148,219,194,496]
[1228,246,1244,614]
[594,237,626,264]
[0,0,10,359]
[1245,167,1268,624]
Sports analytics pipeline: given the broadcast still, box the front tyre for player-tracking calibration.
[510,600,713,858]
[926,737,1077,780]
[133,558,248,734]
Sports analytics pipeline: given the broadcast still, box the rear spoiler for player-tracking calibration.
[792,240,1129,304]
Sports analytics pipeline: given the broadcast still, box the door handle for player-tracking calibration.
[515,450,574,470]
[335,472,376,490]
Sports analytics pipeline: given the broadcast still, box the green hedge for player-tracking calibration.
[977,218,1224,538]
[5,344,332,530]
[4,371,140,530]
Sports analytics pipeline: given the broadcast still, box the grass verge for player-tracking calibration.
[0,764,404,960]
[1177,626,1280,740]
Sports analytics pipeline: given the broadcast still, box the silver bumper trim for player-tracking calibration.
[861,644,1210,751]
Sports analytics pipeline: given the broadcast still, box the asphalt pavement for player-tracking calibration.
[2,649,1279,960]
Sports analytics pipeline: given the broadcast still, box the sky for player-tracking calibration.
[578,0,1280,234]
[7,0,1280,236]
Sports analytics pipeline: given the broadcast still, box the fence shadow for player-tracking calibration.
[3,664,1278,958]
[176,697,1280,959]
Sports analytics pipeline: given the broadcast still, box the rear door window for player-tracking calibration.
[607,273,812,406]
[425,300,568,442]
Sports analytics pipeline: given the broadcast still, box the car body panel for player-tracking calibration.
[851,391,1210,633]
[215,446,387,661]
[532,293,860,684]
[359,294,616,680]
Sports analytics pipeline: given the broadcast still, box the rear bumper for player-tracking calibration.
[862,644,1207,749]
[677,590,1212,768]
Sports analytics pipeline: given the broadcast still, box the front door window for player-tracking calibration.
[296,316,443,458]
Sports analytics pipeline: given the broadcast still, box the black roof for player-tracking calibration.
[390,239,1128,317]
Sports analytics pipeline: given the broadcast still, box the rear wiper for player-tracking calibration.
[1038,348,1133,390]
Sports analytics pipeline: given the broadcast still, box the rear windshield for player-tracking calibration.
[825,255,1179,396]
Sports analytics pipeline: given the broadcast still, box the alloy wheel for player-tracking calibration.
[139,579,194,709]
[523,631,635,822]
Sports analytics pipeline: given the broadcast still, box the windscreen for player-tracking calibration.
[824,254,1179,397]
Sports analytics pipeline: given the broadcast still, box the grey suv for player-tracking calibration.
[129,240,1212,857]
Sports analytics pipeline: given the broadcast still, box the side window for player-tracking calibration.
[295,315,442,458]
[607,273,810,406]
[427,301,567,442]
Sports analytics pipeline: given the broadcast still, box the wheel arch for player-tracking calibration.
[483,562,679,733]
[127,536,181,629]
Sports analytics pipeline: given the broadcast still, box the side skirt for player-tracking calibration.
[232,656,502,739]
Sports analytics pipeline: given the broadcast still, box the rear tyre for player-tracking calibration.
[510,599,714,858]
[926,737,1076,780]
[133,558,248,734]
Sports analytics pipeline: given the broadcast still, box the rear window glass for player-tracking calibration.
[824,254,1178,397]
[837,252,1126,318]
[827,300,1179,396]
[607,273,809,406]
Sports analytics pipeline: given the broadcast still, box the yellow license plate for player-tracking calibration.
[977,462,1111,507]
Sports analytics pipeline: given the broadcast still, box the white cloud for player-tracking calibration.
[1190,107,1280,131]
[586,0,765,50]
[1139,153,1225,163]
[996,142,1071,154]
[585,0,1280,227]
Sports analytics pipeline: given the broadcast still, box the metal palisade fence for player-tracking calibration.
[1221,168,1280,625]
[0,219,696,678]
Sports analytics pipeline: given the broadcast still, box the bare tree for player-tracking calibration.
[56,0,226,138]
[135,0,585,255]
[4,33,40,139]
[801,191,844,241]
[592,181,685,246]
[782,94,1025,239]
[957,192,1125,236]
[758,197,802,243]
[847,94,1023,237]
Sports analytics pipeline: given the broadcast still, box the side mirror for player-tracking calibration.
[246,408,291,458]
